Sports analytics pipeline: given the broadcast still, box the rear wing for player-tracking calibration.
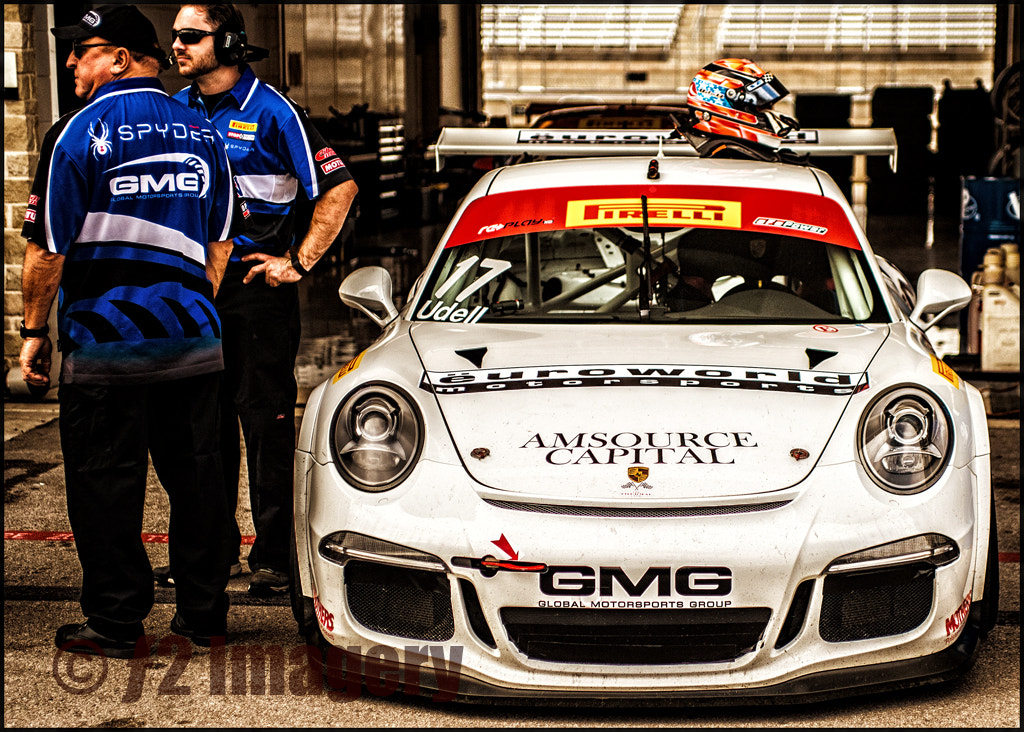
[433,127,898,172]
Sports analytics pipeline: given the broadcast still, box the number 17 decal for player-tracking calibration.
[433,256,512,303]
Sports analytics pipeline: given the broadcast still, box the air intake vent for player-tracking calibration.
[820,565,934,642]
[459,579,496,648]
[500,607,771,664]
[345,560,455,641]
[775,579,815,649]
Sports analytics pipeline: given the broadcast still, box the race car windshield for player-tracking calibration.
[413,226,886,325]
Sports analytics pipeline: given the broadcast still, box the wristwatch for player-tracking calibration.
[19,320,49,338]
[289,247,311,277]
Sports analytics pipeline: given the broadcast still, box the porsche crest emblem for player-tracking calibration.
[627,466,649,483]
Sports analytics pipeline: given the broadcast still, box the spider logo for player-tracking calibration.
[89,120,111,159]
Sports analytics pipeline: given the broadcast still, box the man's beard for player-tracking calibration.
[178,52,220,80]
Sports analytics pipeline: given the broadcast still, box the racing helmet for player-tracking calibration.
[685,59,797,148]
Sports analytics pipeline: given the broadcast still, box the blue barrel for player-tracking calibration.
[960,177,1020,279]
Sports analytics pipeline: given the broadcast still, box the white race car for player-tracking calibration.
[290,127,997,702]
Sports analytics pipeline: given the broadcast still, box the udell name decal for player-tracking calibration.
[421,363,867,396]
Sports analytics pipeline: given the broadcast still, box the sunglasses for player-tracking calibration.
[171,28,217,45]
[71,42,116,57]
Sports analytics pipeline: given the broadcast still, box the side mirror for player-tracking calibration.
[909,269,972,332]
[339,266,399,328]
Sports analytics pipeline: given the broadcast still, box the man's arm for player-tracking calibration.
[241,179,358,286]
[206,239,234,296]
[20,242,65,387]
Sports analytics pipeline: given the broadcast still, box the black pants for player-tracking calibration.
[217,265,300,574]
[60,373,230,640]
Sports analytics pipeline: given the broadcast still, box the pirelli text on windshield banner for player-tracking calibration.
[565,198,741,229]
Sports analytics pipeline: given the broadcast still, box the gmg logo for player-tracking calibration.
[106,153,210,198]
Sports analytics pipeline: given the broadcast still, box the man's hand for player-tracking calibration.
[20,336,53,388]
[206,239,234,295]
[240,252,302,286]
[20,241,63,388]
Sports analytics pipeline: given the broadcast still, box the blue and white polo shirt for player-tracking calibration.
[22,77,234,385]
[176,65,354,262]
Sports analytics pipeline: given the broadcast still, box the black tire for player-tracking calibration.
[288,524,349,690]
[289,522,316,636]
[970,492,1000,637]
[978,493,1000,636]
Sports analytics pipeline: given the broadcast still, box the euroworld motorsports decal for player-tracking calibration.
[420,363,868,396]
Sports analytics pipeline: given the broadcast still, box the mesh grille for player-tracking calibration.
[345,561,455,642]
[820,565,934,642]
[500,607,772,664]
[483,499,791,518]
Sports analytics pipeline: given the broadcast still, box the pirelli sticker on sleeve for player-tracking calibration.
[565,198,741,229]
[227,120,257,142]
[931,356,960,389]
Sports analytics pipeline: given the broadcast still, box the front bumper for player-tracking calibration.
[307,626,980,703]
[295,450,985,699]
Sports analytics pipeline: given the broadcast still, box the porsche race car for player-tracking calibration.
[290,126,997,702]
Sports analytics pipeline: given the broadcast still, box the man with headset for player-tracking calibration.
[158,4,358,596]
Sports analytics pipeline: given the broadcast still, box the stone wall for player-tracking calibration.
[3,4,39,387]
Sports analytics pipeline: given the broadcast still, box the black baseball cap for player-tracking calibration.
[52,5,169,68]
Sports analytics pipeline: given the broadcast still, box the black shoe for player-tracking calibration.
[170,613,226,647]
[54,622,149,660]
[247,568,289,596]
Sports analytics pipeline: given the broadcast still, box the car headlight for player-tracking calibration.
[858,386,952,494]
[330,384,422,491]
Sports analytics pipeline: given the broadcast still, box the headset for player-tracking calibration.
[215,27,247,66]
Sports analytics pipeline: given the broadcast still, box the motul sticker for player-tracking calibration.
[945,591,971,641]
[321,158,346,174]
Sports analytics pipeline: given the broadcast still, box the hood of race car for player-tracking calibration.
[410,322,888,501]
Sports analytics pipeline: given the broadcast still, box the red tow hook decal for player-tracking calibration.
[481,557,548,572]
[451,555,548,578]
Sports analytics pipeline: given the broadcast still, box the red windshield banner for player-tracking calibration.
[445,185,861,250]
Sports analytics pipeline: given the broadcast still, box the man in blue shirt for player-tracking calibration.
[20,5,236,657]
[164,4,358,596]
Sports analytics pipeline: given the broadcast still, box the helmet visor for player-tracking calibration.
[744,74,789,110]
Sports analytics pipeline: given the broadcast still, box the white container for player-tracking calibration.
[980,284,1021,371]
